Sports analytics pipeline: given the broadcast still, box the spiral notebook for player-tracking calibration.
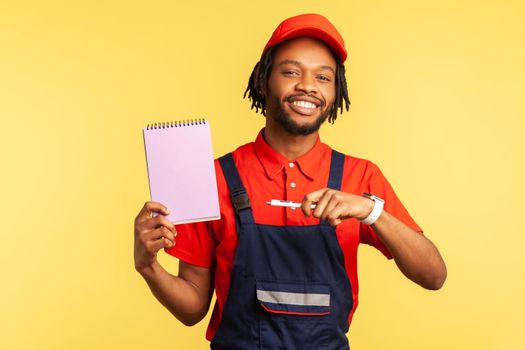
[142,119,220,224]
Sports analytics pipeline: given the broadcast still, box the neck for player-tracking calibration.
[263,119,319,160]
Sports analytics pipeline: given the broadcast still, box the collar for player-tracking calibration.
[253,128,329,181]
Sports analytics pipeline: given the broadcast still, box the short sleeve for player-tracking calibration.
[164,220,215,268]
[359,162,424,259]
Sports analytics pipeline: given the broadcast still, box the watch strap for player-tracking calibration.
[361,193,384,225]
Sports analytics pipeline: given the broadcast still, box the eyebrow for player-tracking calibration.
[278,59,336,74]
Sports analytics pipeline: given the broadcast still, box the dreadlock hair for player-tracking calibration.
[243,43,351,124]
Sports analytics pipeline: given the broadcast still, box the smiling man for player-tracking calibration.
[134,13,447,350]
[264,41,336,136]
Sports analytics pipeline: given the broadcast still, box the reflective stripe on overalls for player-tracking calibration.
[211,150,353,350]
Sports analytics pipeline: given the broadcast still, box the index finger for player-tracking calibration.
[135,201,171,224]
[301,188,328,216]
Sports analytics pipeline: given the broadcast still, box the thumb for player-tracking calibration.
[301,188,328,216]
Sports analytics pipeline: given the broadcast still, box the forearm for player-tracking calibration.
[138,260,208,326]
[371,210,447,290]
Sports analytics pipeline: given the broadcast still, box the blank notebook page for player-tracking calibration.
[143,120,220,224]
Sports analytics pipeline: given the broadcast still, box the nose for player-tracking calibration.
[295,73,317,94]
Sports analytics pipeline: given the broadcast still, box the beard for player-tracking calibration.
[267,94,332,136]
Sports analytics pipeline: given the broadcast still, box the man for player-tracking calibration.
[134,13,447,349]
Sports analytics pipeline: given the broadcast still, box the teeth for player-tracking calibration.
[292,100,317,109]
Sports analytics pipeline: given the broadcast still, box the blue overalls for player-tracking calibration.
[211,150,353,350]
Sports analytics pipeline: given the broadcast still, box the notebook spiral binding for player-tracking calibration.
[145,118,207,130]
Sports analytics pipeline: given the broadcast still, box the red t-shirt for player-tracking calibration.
[166,129,423,341]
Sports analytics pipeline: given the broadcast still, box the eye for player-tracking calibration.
[318,75,332,82]
[282,70,299,77]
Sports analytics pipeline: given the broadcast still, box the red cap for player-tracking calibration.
[263,13,347,63]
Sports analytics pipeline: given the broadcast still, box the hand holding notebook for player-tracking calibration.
[142,119,220,224]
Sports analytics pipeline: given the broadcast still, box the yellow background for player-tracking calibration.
[1,0,524,349]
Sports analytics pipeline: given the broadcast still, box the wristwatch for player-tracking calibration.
[361,193,385,225]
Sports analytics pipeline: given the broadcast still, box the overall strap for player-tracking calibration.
[321,150,346,227]
[327,149,345,191]
[218,153,255,225]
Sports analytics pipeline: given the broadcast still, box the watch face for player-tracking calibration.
[362,192,384,202]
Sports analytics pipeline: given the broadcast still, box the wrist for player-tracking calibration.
[359,193,385,225]
[358,197,375,221]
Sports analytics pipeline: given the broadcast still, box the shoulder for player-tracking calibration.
[321,142,376,172]
[326,147,387,192]
[212,141,256,192]
[335,150,379,182]
[214,141,255,166]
